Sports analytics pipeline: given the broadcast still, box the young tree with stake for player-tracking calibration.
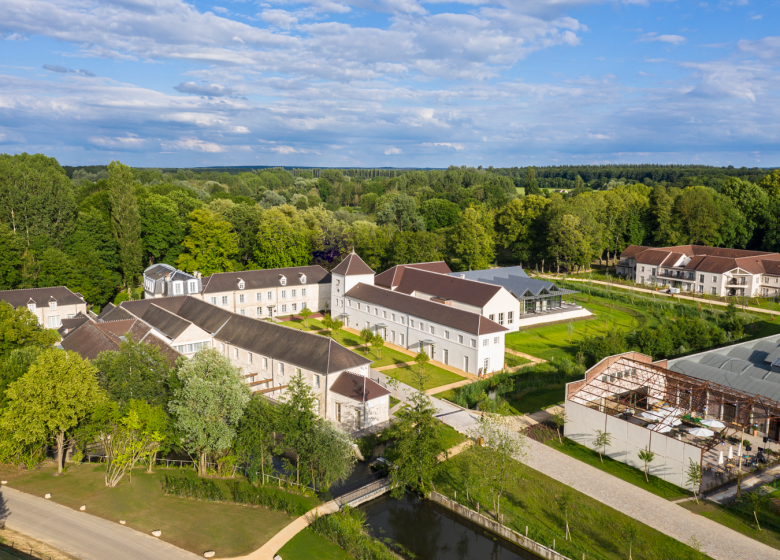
[360,328,374,354]
[592,430,612,463]
[638,447,656,483]
[299,306,313,328]
[550,410,567,444]
[686,459,702,504]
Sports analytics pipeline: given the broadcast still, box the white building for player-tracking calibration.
[0,286,88,329]
[617,245,780,297]
[142,263,202,299]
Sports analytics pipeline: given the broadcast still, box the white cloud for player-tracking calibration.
[271,145,299,154]
[174,82,237,97]
[43,64,95,76]
[89,134,148,149]
[751,15,762,20]
[384,147,402,154]
[4,33,27,41]
[638,32,685,45]
[422,142,464,150]
[162,138,226,152]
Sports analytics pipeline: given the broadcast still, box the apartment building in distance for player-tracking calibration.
[617,245,780,297]
[0,286,88,329]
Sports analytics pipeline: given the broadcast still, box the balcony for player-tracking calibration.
[728,278,747,286]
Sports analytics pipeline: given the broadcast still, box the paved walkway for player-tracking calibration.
[374,361,415,371]
[706,463,780,504]
[522,438,778,560]
[0,486,199,560]
[505,348,547,365]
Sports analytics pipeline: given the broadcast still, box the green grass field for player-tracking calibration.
[545,437,691,501]
[279,318,326,331]
[382,363,464,391]
[353,346,413,368]
[510,387,566,414]
[439,423,467,450]
[277,528,353,560]
[1,463,318,557]
[505,352,531,368]
[680,500,780,551]
[435,453,708,560]
[506,293,661,361]
[315,330,363,347]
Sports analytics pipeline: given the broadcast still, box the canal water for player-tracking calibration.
[359,494,544,560]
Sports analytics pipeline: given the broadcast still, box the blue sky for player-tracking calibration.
[0,0,778,168]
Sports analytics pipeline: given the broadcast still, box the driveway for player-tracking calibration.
[0,486,199,560]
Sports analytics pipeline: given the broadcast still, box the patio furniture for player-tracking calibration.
[701,419,726,429]
[689,427,715,438]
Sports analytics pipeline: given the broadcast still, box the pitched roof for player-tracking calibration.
[345,283,507,336]
[635,249,680,267]
[395,267,502,308]
[619,245,652,258]
[331,253,374,276]
[200,265,330,294]
[374,262,452,289]
[143,263,195,282]
[98,305,136,323]
[96,319,138,337]
[0,286,86,308]
[59,313,92,338]
[330,371,390,402]
[60,321,121,360]
[140,304,193,339]
[450,267,577,299]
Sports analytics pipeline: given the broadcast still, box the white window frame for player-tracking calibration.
[267,291,273,301]
[301,275,307,284]
[173,281,183,295]
[50,301,57,311]
[301,288,307,297]
[280,276,287,286]
[189,280,197,293]
[257,306,263,316]
[239,294,245,304]
[238,280,245,290]
[211,297,217,305]
[222,296,228,305]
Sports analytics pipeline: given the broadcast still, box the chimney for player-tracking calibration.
[165,274,171,282]
[460,274,465,279]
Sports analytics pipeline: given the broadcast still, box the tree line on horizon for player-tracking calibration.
[2,152,780,309]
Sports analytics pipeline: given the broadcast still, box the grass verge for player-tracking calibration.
[435,453,708,560]
[505,352,532,368]
[353,346,413,368]
[277,527,353,560]
[1,463,318,557]
[381,364,464,392]
[279,318,326,331]
[509,386,565,415]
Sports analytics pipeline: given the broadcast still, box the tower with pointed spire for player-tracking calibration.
[329,251,375,325]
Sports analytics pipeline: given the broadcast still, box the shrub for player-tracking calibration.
[310,507,397,560]
[228,481,309,516]
[161,475,225,501]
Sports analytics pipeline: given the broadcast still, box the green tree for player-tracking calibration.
[622,520,639,560]
[556,490,574,541]
[177,208,239,275]
[550,410,567,444]
[525,167,540,195]
[0,153,77,247]
[638,447,656,483]
[686,458,702,504]
[385,231,445,268]
[346,222,394,271]
[592,430,611,463]
[447,207,494,271]
[758,169,780,197]
[419,199,461,230]
[108,161,142,285]
[360,328,374,353]
[140,194,185,266]
[547,214,587,273]
[168,349,249,476]
[330,317,344,340]
[376,193,425,231]
[0,346,42,409]
[1,348,105,473]
[745,490,766,531]
[93,338,175,407]
[306,419,356,491]
[0,302,58,360]
[373,335,385,359]
[299,306,313,327]
[235,396,278,483]
[275,370,319,484]
[389,368,443,498]
[414,350,430,383]
[223,203,263,268]
[0,224,24,289]
[254,209,312,269]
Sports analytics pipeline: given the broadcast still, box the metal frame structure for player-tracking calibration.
[569,356,780,453]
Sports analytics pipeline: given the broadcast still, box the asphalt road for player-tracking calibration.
[0,486,200,560]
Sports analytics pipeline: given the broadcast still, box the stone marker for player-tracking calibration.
[151,530,162,537]
[79,505,86,511]
[119,520,126,525]
[274,555,283,560]
[44,493,51,499]
[1,481,7,485]
[203,551,215,558]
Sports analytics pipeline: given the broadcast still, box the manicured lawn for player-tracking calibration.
[1,463,318,557]
[279,318,326,331]
[389,396,400,408]
[439,423,467,450]
[509,386,565,415]
[680,499,780,551]
[316,330,363,347]
[277,528,353,560]
[435,453,708,560]
[353,346,413,368]
[506,293,660,361]
[544,437,692,501]
[382,363,464,391]
[505,352,531,368]
[431,388,456,402]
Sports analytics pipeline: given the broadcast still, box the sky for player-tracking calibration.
[0,0,778,168]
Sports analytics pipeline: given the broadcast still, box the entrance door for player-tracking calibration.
[464,356,469,373]
[443,349,449,365]
[770,418,780,442]
[430,346,435,361]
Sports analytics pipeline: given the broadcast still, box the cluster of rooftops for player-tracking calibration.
[620,244,780,276]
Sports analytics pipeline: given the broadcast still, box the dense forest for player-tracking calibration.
[2,153,780,310]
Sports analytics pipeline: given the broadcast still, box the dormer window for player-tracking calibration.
[280,276,287,286]
[238,279,245,290]
[300,275,307,284]
[27,303,35,312]
[50,301,57,310]
[189,280,197,293]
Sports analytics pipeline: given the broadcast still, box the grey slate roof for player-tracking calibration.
[60,321,121,361]
[98,305,137,323]
[331,253,374,276]
[449,267,577,300]
[201,265,330,294]
[140,304,193,339]
[345,283,507,335]
[374,262,452,289]
[144,263,195,282]
[330,371,390,402]
[0,286,86,308]
[395,267,501,308]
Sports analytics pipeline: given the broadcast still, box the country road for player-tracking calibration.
[0,486,199,560]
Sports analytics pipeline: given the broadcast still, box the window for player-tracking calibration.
[248,352,253,364]
[279,363,285,375]
[301,288,307,297]
[301,275,306,284]
[400,333,405,346]
[498,312,504,326]
[263,357,268,369]
[47,316,60,328]
[699,285,704,293]
[410,319,415,328]
[641,266,645,272]
[712,275,718,282]
[222,296,228,305]
[281,290,287,299]
[765,276,770,283]
[651,268,656,276]
[489,314,495,321]
[464,356,469,372]
[357,303,361,310]
[494,336,499,344]
[211,297,217,305]
[234,348,239,359]
[257,306,263,316]
[483,358,489,372]
[699,275,704,283]
[239,294,245,303]
[391,330,396,342]
[444,330,450,340]
[443,349,449,365]
[401,317,405,325]
[367,306,371,314]
[383,310,387,318]
[238,280,245,290]
[189,280,197,293]
[292,303,297,312]
[314,374,320,388]
[267,291,273,301]
[281,304,287,313]
[429,325,434,335]
[173,341,210,354]
[49,301,56,311]
[508,311,514,325]
[240,309,246,316]
[291,289,297,298]
[280,277,287,286]
[301,302,308,310]
[392,313,396,322]
[336,403,342,423]
[173,282,182,295]
[483,339,489,347]
[375,308,379,316]
[458,335,464,344]
[640,277,644,284]
[711,287,717,295]
[471,339,477,348]
[419,322,424,331]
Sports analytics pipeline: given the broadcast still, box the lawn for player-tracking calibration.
[315,330,363,348]
[1,463,319,557]
[506,293,661,361]
[279,318,326,331]
[680,499,780,551]
[353,346,413,368]
[439,423,467,451]
[389,396,400,408]
[277,528,353,560]
[544,437,691,501]
[505,352,531,368]
[509,386,566,415]
[382,363,464,391]
[434,453,709,560]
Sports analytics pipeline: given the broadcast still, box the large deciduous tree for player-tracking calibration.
[168,349,249,477]
[447,207,494,271]
[275,371,319,485]
[177,208,239,275]
[0,302,58,360]
[108,161,142,285]
[254,208,312,269]
[376,193,425,231]
[0,348,105,473]
[140,194,185,266]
